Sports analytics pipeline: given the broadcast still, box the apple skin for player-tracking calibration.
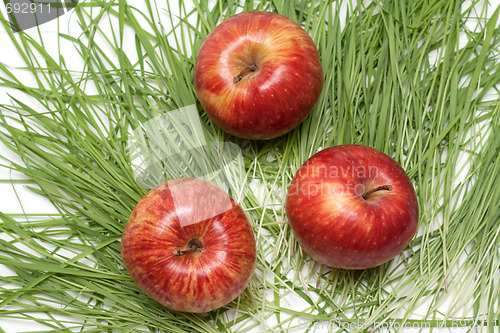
[286,145,419,270]
[121,178,256,313]
[194,11,323,140]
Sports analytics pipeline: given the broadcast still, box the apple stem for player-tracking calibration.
[362,185,393,200]
[233,64,257,83]
[173,238,203,257]
[173,246,197,257]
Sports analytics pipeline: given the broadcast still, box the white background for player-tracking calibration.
[1,1,499,332]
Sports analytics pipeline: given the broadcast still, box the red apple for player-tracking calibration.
[286,145,419,269]
[121,178,256,313]
[194,11,323,140]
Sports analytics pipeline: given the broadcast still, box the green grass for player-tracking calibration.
[0,0,499,332]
